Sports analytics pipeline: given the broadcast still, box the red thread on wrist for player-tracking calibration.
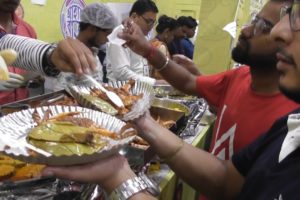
[144,45,156,61]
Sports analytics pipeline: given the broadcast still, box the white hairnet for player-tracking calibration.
[81,3,118,30]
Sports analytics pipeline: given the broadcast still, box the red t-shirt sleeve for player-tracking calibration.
[196,69,237,109]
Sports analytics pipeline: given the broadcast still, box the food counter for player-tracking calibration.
[0,85,212,200]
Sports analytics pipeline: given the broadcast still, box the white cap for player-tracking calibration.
[81,3,118,30]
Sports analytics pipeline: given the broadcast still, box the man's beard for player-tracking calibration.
[87,36,98,48]
[231,38,277,70]
[279,85,300,103]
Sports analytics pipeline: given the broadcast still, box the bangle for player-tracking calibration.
[156,57,170,72]
[144,45,156,60]
[160,139,184,163]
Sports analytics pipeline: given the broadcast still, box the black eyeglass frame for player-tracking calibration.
[280,2,300,32]
[250,15,274,35]
[140,15,156,26]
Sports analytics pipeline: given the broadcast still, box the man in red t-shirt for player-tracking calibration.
[0,0,37,104]
[161,0,299,161]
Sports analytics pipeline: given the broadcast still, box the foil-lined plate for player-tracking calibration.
[0,105,135,165]
[67,81,154,121]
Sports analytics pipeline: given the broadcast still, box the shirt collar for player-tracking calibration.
[279,113,300,162]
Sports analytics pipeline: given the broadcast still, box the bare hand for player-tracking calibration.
[118,19,152,58]
[172,54,200,75]
[51,37,96,75]
[42,155,136,193]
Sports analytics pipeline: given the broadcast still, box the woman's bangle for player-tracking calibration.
[160,139,184,163]
[156,57,170,72]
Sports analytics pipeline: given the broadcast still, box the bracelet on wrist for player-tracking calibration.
[156,57,170,72]
[160,139,184,163]
[42,45,60,77]
[143,45,156,61]
[109,173,160,200]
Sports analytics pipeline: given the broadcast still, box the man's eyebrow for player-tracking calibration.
[257,15,275,26]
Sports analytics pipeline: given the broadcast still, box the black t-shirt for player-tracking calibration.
[232,108,300,200]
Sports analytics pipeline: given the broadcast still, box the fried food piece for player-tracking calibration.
[48,111,80,121]
[10,164,45,181]
[32,109,42,124]
[162,120,176,129]
[89,80,143,115]
[133,135,149,146]
[130,142,149,150]
[57,116,95,128]
[155,116,176,129]
[119,123,137,138]
[49,96,78,106]
[89,127,118,139]
[0,155,26,167]
[0,165,15,181]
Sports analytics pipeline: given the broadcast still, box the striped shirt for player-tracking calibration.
[0,34,51,76]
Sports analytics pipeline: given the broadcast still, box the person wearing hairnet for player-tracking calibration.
[50,3,118,91]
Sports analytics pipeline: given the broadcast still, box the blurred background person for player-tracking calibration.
[178,16,198,59]
[150,15,178,80]
[106,0,159,85]
[0,0,38,104]
[46,3,118,92]
[167,17,186,57]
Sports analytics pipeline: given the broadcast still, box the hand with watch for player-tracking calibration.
[42,154,160,200]
[43,37,97,76]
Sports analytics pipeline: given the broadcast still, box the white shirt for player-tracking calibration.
[106,42,156,85]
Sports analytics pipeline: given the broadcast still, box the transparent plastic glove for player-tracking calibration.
[0,72,25,91]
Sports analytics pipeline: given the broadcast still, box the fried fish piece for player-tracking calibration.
[10,164,45,181]
[0,165,15,181]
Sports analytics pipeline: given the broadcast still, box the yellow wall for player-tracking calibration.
[22,0,262,74]
[22,0,137,42]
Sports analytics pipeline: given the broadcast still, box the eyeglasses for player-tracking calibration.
[140,15,156,26]
[250,15,274,35]
[280,1,300,32]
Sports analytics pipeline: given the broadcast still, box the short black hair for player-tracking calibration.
[156,15,178,33]
[177,16,198,29]
[129,0,158,16]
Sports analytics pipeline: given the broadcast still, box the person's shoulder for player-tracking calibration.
[230,65,250,75]
[14,16,37,38]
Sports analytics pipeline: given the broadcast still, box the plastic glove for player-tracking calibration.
[0,72,25,91]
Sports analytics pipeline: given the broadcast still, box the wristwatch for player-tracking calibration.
[109,173,160,200]
[42,45,60,77]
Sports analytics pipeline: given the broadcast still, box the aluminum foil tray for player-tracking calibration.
[0,105,135,166]
[67,81,154,121]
